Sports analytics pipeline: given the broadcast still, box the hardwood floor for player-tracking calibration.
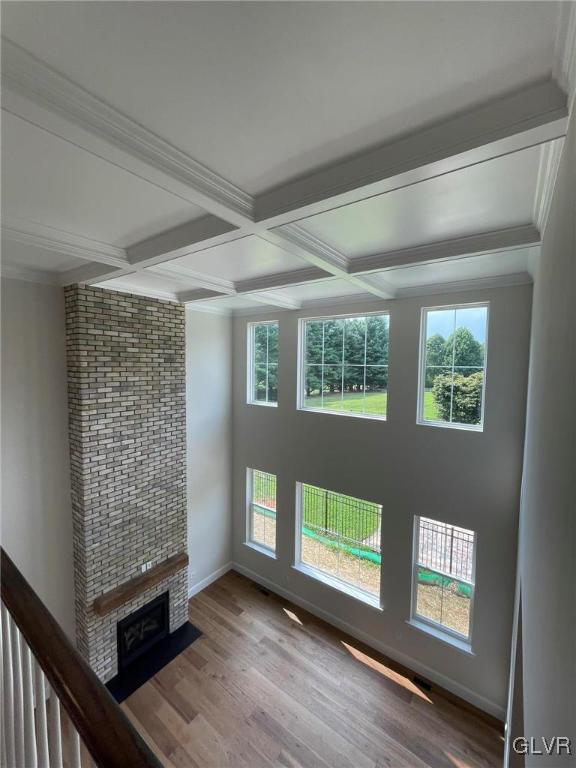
[122,571,503,768]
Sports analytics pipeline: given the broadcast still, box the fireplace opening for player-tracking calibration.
[117,592,169,671]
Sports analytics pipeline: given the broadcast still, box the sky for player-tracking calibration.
[426,306,487,344]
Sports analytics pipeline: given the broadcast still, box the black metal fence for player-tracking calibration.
[301,484,381,553]
[417,517,474,583]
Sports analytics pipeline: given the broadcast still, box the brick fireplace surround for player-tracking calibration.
[65,285,188,681]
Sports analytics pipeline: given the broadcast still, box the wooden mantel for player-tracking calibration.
[93,552,189,617]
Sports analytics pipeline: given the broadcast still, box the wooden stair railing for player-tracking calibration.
[1,547,162,768]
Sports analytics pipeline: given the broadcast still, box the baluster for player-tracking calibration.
[48,690,63,768]
[0,610,6,768]
[23,644,39,767]
[10,615,26,767]
[35,661,50,768]
[70,728,82,768]
[1,605,16,768]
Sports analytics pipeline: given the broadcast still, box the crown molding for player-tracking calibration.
[348,225,541,275]
[90,281,178,303]
[184,302,232,316]
[273,224,349,273]
[554,1,576,108]
[394,271,533,299]
[1,218,128,267]
[246,292,301,310]
[300,292,378,311]
[534,139,565,235]
[0,262,60,286]
[148,264,236,295]
[231,304,288,318]
[1,38,254,223]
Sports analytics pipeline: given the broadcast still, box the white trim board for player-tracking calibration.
[188,562,233,599]
[231,562,506,721]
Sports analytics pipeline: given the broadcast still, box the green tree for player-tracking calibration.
[443,327,484,370]
[425,333,446,387]
[432,371,483,424]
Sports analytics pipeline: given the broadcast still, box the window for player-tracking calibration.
[411,516,476,642]
[300,313,389,419]
[297,482,382,601]
[418,303,488,429]
[247,469,277,553]
[248,321,278,406]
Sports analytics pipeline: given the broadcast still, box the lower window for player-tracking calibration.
[247,469,277,553]
[412,516,476,642]
[297,482,382,599]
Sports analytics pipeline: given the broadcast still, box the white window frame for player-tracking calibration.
[245,467,277,557]
[247,320,278,407]
[297,310,390,421]
[410,515,476,646]
[293,481,383,610]
[417,302,489,431]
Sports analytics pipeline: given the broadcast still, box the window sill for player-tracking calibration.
[244,541,277,560]
[247,401,278,409]
[292,563,382,611]
[299,407,387,423]
[407,618,474,655]
[416,418,483,433]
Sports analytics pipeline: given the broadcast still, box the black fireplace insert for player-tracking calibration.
[117,591,169,671]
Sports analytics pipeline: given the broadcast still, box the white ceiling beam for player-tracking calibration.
[254,80,568,223]
[271,224,396,299]
[1,39,561,307]
[3,39,567,250]
[245,292,302,311]
[235,266,329,295]
[59,262,134,286]
[1,38,253,226]
[178,288,231,304]
[127,215,239,267]
[1,218,128,267]
[347,224,541,275]
[267,224,349,274]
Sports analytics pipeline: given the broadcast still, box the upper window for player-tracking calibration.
[418,304,488,429]
[248,321,278,406]
[412,516,476,642]
[300,313,389,419]
[247,468,277,553]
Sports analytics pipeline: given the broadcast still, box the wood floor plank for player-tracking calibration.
[124,570,502,768]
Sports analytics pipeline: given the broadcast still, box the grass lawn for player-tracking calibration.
[302,484,380,542]
[305,390,440,420]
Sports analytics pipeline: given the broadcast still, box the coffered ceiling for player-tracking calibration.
[1,1,575,314]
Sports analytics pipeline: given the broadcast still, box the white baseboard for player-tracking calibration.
[232,562,505,721]
[188,561,233,598]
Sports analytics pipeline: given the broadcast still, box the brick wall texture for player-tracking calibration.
[65,285,188,681]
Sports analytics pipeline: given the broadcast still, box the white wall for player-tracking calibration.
[1,277,75,638]
[186,308,233,594]
[231,285,532,718]
[513,105,576,762]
